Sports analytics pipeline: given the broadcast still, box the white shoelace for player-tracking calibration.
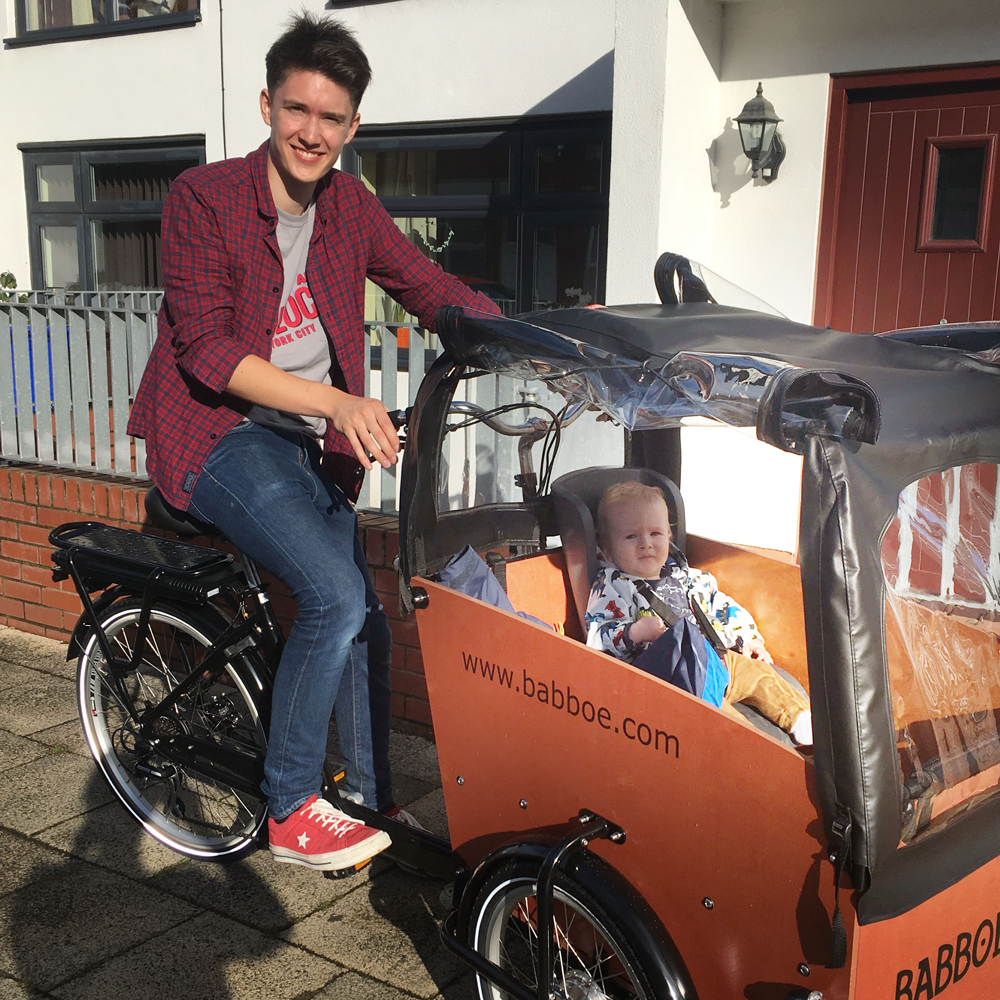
[305,797,363,837]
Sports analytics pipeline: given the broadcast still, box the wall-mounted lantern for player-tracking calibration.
[735,82,786,183]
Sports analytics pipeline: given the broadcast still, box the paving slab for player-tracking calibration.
[283,866,467,999]
[441,973,479,1000]
[51,911,338,1000]
[0,673,77,736]
[0,665,40,694]
[393,771,436,811]
[0,734,49,775]
[0,977,45,1000]
[0,831,71,898]
[0,628,73,680]
[310,970,420,999]
[0,858,197,990]
[389,731,441,785]
[36,802,184,880]
[0,753,112,836]
[402,787,449,841]
[0,621,466,1000]
[24,719,89,757]
[149,843,373,933]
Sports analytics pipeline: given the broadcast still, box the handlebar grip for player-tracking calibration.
[387,407,411,430]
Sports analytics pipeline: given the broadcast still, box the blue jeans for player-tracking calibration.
[188,420,393,819]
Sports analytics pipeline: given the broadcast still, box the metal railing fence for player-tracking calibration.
[0,292,439,514]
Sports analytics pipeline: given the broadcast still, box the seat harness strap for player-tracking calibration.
[634,579,728,655]
[828,808,852,969]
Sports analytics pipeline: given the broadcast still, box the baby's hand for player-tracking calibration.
[743,636,774,663]
[629,615,667,645]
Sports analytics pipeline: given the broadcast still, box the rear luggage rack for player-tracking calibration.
[50,522,241,603]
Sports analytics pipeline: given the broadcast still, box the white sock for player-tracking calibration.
[790,711,813,746]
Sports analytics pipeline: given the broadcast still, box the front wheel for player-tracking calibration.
[469,857,664,1000]
[77,599,268,861]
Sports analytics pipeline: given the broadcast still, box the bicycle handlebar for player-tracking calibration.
[387,408,410,430]
[387,399,589,437]
[447,399,589,436]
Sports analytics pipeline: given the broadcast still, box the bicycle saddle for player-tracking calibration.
[144,487,220,539]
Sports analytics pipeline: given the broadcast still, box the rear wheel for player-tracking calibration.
[470,858,661,1000]
[78,599,268,860]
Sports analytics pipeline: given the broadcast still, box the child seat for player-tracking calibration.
[552,466,805,745]
[551,466,685,634]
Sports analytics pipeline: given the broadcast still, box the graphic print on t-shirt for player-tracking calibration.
[272,273,320,353]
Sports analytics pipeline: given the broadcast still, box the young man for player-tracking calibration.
[129,14,499,870]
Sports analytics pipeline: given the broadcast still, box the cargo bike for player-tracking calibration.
[51,254,1000,1000]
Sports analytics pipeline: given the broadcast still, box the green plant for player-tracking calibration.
[0,270,16,303]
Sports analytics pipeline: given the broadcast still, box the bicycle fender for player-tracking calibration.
[455,838,699,1000]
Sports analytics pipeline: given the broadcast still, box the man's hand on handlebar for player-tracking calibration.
[329,394,400,471]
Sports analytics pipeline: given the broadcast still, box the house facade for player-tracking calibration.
[1,0,998,554]
[3,0,999,321]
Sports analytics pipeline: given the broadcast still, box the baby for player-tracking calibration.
[585,481,812,745]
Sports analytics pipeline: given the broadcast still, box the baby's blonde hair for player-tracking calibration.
[596,481,669,542]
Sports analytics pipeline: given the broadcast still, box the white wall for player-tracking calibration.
[0,0,224,286]
[606,0,724,306]
[222,0,616,158]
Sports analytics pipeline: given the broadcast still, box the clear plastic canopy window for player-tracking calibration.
[881,463,1000,844]
[453,255,875,450]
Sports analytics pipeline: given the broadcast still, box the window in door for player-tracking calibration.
[918,135,997,252]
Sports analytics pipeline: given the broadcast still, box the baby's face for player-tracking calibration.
[601,498,672,579]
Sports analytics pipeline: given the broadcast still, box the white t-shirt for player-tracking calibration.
[246,202,333,438]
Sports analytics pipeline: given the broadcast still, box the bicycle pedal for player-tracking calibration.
[322,857,371,880]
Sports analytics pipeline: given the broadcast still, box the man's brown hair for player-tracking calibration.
[266,12,372,111]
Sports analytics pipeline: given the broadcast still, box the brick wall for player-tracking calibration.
[0,463,431,734]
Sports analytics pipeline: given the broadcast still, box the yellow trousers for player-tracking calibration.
[719,651,809,733]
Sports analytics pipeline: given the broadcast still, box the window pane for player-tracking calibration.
[91,157,198,202]
[25,0,98,31]
[359,146,510,197]
[535,140,603,195]
[882,464,1000,845]
[392,216,517,315]
[931,145,986,241]
[36,164,75,202]
[533,224,600,310]
[24,0,198,30]
[40,226,80,289]
[92,220,162,290]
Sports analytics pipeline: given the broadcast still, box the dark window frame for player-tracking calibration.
[522,208,608,312]
[343,113,612,315]
[917,133,997,253]
[21,137,205,290]
[6,3,199,48]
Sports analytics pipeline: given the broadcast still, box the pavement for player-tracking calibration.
[0,625,478,1000]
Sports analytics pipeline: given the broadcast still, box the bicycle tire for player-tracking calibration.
[77,598,268,861]
[469,856,668,1000]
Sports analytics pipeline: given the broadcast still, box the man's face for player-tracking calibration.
[260,68,360,203]
[601,498,672,579]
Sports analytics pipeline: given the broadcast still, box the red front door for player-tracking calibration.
[816,67,1000,332]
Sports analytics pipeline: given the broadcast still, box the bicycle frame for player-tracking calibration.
[55,529,283,797]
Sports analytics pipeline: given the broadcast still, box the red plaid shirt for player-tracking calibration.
[128,141,498,509]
